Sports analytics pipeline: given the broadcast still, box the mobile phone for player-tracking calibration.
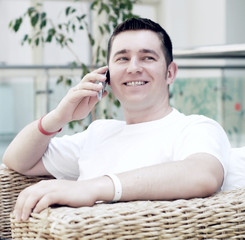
[97,70,110,100]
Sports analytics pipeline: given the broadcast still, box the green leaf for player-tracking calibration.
[36,2,43,7]
[65,6,71,16]
[31,13,39,27]
[41,12,46,19]
[90,0,99,10]
[76,14,86,22]
[65,7,76,16]
[23,34,28,41]
[102,49,106,58]
[66,78,72,86]
[96,46,100,64]
[126,0,133,10]
[98,2,110,15]
[48,28,56,36]
[9,20,13,28]
[35,38,40,46]
[13,17,22,32]
[40,19,47,29]
[114,99,121,108]
[21,34,29,45]
[102,3,110,14]
[119,3,126,9]
[70,61,78,68]
[56,75,64,84]
[110,0,117,5]
[57,34,65,45]
[46,34,53,42]
[27,7,35,17]
[103,24,110,33]
[80,14,86,20]
[88,33,95,46]
[71,8,76,14]
[99,25,104,35]
[109,15,117,23]
[81,63,89,76]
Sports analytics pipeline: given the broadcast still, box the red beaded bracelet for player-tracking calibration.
[38,116,62,136]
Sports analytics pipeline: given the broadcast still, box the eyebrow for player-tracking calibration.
[140,49,160,58]
[113,48,160,59]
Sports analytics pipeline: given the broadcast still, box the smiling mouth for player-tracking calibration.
[124,81,148,86]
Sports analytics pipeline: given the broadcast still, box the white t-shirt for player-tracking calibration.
[42,108,231,188]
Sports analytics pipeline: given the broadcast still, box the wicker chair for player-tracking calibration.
[1,164,245,240]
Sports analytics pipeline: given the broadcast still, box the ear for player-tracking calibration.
[166,61,178,85]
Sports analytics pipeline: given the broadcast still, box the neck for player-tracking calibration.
[123,105,173,124]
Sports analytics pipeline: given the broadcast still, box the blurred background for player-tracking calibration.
[1,0,245,161]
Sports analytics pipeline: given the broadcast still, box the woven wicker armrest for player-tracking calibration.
[0,164,53,239]
[9,187,245,239]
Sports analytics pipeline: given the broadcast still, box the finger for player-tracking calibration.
[81,66,108,84]
[14,180,53,221]
[92,65,108,74]
[14,186,32,221]
[20,194,41,221]
[33,192,62,214]
[14,187,41,221]
[81,73,107,85]
[72,81,103,92]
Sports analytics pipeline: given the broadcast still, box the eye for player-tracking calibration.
[142,56,156,61]
[116,57,128,62]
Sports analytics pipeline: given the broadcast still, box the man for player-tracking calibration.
[3,18,230,221]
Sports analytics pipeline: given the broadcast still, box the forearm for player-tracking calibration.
[3,67,107,175]
[3,111,63,175]
[100,154,224,202]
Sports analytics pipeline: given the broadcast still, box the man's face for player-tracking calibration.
[108,30,172,113]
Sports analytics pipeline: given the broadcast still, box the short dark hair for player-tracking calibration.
[107,17,173,66]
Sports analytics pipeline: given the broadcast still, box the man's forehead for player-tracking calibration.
[111,30,162,53]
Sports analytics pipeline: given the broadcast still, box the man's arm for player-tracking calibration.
[117,153,224,201]
[3,66,108,176]
[2,112,62,176]
[13,153,223,221]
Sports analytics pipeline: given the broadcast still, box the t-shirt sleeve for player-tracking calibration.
[42,131,87,180]
[173,117,231,177]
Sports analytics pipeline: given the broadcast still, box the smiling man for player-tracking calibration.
[3,18,231,221]
[108,29,175,123]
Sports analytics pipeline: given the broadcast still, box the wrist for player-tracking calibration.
[93,176,115,203]
[39,111,64,134]
[105,174,122,202]
[38,115,62,136]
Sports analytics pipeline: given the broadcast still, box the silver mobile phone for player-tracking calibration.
[97,70,110,100]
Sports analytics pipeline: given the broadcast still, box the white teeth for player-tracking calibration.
[125,81,146,86]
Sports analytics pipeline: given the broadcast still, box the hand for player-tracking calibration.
[13,179,98,221]
[54,66,108,125]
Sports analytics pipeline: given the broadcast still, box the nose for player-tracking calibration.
[126,57,143,74]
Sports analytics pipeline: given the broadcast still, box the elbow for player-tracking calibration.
[2,151,26,175]
[2,151,11,168]
[195,173,223,197]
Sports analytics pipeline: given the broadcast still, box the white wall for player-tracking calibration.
[0,0,32,64]
[158,0,245,49]
[1,0,245,65]
[226,0,245,44]
[159,0,226,49]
